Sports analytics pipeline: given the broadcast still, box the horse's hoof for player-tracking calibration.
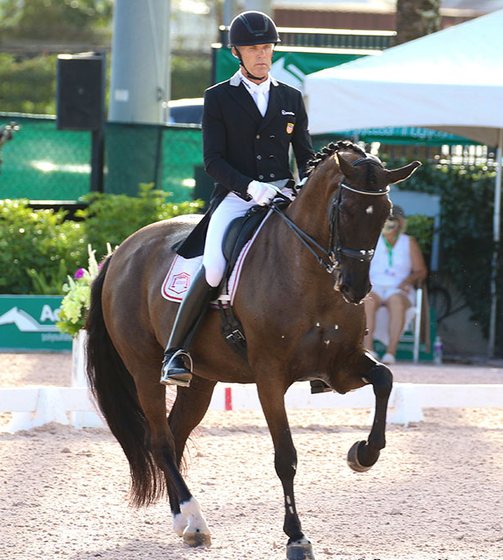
[183,530,211,547]
[286,542,315,560]
[347,440,380,472]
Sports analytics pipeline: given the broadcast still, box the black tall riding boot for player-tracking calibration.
[160,266,215,387]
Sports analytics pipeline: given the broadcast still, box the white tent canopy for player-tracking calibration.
[303,10,503,355]
[304,9,503,142]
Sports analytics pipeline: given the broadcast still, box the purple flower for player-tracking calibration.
[74,268,85,279]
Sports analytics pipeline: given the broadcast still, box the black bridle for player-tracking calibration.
[270,175,390,275]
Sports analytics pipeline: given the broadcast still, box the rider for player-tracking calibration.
[160,10,314,387]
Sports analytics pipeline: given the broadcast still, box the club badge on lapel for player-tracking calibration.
[286,123,294,134]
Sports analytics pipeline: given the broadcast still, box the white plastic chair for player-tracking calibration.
[373,284,423,364]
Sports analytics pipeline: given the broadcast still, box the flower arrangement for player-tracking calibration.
[57,244,110,337]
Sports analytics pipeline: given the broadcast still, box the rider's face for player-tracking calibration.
[233,43,274,81]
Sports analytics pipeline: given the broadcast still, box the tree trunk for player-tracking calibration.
[391,0,441,47]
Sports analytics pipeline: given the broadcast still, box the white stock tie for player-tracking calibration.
[255,88,268,117]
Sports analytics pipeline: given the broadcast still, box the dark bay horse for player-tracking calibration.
[85,141,420,560]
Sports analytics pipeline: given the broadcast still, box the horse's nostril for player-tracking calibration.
[340,283,350,296]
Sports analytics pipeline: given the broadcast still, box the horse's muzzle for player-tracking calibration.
[338,280,370,305]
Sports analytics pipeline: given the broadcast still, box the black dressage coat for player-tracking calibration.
[176,71,314,258]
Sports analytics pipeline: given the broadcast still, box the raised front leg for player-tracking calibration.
[256,381,315,560]
[347,362,392,472]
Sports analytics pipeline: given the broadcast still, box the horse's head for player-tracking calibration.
[332,146,420,304]
[296,141,420,305]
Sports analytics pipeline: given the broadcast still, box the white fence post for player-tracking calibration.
[71,330,104,429]
[4,387,69,432]
[387,383,425,426]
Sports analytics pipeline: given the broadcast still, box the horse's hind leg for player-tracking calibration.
[167,376,217,545]
[347,361,392,472]
[133,368,213,547]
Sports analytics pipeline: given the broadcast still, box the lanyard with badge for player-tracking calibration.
[383,234,399,274]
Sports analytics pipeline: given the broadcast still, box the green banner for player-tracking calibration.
[0,295,72,351]
[215,47,365,88]
[329,127,478,146]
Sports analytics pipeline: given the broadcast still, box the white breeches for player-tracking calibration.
[202,185,293,287]
[202,193,257,287]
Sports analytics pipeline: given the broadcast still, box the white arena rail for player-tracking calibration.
[2,382,503,433]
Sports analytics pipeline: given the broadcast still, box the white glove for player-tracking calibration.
[247,180,278,206]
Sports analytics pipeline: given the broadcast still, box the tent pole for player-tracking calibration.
[488,129,503,357]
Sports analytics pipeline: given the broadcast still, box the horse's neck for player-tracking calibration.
[287,169,338,246]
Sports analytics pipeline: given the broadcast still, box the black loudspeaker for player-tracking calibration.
[56,53,105,131]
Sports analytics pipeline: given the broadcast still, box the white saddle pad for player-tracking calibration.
[161,212,270,305]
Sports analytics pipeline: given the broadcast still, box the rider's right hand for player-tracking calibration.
[247,180,278,206]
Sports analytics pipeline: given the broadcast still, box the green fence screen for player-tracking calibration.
[0,113,206,203]
[1,113,476,205]
[0,113,91,200]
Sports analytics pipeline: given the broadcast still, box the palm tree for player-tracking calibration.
[392,0,441,46]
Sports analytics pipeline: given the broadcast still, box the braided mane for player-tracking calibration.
[306,140,367,177]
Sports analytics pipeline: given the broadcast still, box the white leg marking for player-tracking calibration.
[172,512,188,537]
[180,497,211,546]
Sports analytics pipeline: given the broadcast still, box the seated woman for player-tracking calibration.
[364,205,427,365]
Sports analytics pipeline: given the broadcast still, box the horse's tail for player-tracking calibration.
[85,255,166,507]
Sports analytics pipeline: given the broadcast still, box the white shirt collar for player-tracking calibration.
[239,70,271,94]
[229,69,278,88]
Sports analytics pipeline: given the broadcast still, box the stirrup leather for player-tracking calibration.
[160,349,193,387]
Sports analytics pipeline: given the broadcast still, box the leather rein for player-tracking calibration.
[270,165,390,275]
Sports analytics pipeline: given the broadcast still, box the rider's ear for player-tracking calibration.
[387,161,421,184]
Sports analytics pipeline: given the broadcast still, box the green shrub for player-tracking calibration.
[76,182,204,258]
[388,159,496,335]
[0,185,204,295]
[0,199,85,294]
[0,53,57,114]
[171,55,212,100]
[405,214,434,267]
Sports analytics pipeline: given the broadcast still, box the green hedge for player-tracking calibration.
[0,183,203,295]
[0,198,84,294]
[388,159,496,335]
[1,165,498,337]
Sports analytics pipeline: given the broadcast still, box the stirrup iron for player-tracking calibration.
[160,349,193,388]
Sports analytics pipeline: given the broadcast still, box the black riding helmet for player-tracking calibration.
[229,11,280,47]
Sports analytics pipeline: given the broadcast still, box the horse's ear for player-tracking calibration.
[387,161,421,184]
[337,153,357,180]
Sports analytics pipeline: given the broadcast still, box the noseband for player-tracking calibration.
[271,161,390,275]
[329,179,390,268]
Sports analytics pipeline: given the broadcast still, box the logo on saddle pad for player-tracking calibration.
[162,253,245,306]
[168,272,191,295]
[162,212,271,305]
